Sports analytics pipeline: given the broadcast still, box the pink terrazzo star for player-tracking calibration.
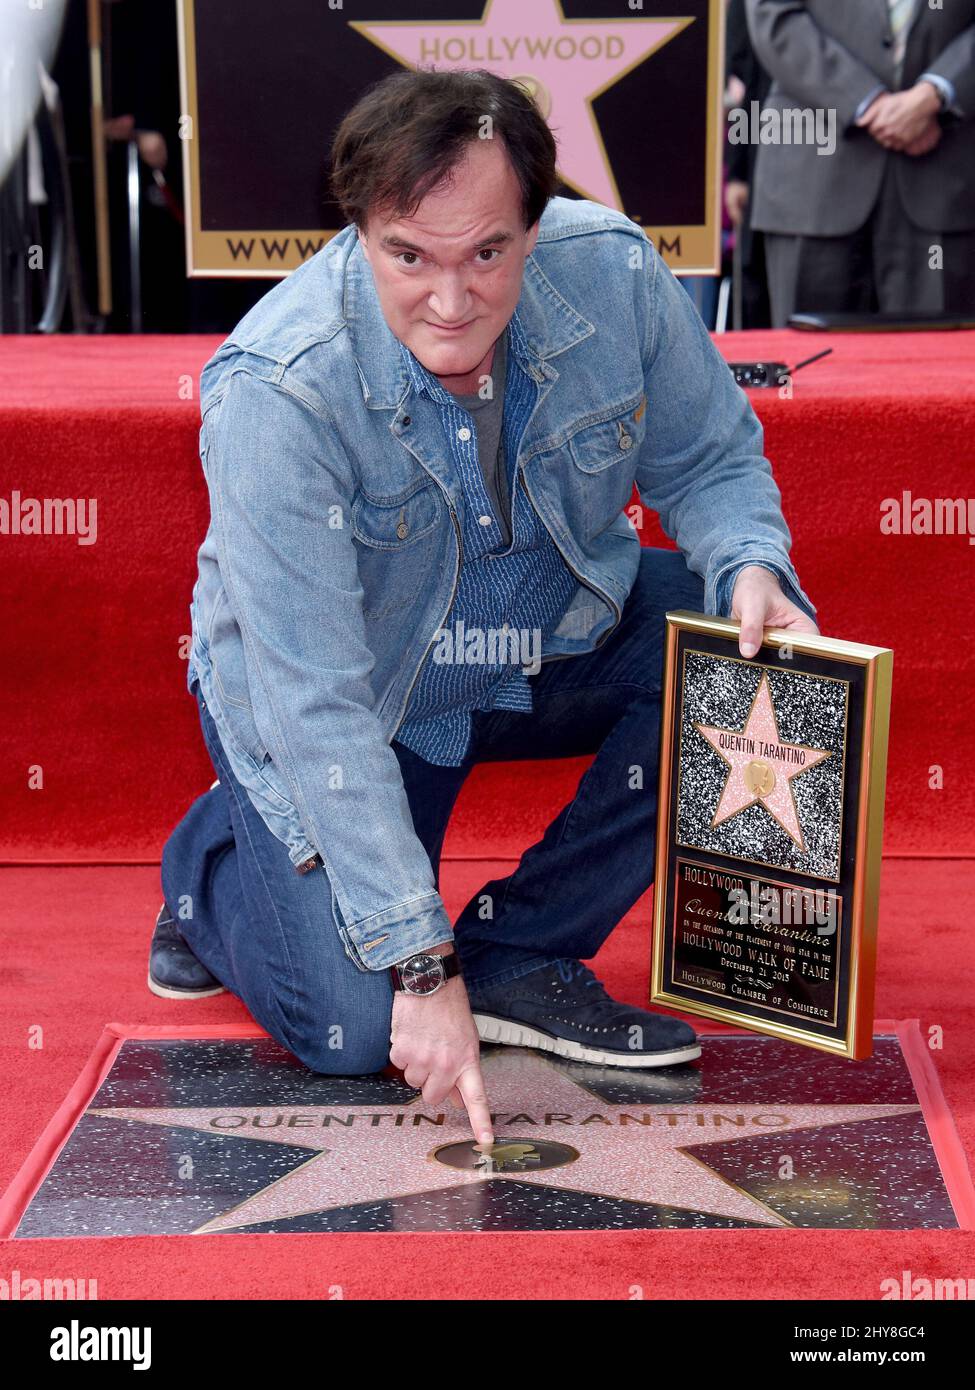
[694,673,833,851]
[91,1050,917,1232]
[349,0,692,209]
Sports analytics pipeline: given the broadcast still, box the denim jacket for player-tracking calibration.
[188,195,816,973]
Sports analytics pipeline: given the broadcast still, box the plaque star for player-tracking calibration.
[694,673,833,851]
[91,1050,917,1231]
[348,0,693,210]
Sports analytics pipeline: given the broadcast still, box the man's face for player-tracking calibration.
[357,138,539,394]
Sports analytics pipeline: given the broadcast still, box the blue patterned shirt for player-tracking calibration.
[395,309,578,766]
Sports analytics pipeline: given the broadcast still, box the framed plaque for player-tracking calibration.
[651,612,893,1060]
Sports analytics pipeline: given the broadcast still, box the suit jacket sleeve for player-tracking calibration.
[745,0,884,127]
[924,22,975,116]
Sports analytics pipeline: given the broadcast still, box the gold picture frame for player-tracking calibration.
[651,611,893,1060]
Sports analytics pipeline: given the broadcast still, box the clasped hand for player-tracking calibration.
[855,81,943,157]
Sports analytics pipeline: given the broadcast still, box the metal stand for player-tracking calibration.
[0,141,31,332]
[126,138,142,332]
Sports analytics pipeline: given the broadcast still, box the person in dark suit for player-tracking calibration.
[726,0,773,327]
[745,0,975,324]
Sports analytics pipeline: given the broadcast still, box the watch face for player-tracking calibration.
[399,954,445,996]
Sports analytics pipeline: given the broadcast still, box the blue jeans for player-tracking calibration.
[160,546,705,1073]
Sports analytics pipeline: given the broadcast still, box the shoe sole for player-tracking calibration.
[146,970,227,1001]
[472,1012,701,1069]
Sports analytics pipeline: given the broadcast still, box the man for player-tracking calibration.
[725,0,774,328]
[153,69,818,1147]
[746,0,975,325]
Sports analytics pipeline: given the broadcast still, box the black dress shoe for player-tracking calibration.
[147,903,227,1000]
[468,958,701,1068]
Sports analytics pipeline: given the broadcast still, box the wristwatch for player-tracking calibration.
[390,949,462,996]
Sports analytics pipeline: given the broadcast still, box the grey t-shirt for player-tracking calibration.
[449,328,511,548]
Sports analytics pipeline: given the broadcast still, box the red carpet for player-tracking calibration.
[2,331,974,862]
[2,332,974,1296]
[0,859,973,1297]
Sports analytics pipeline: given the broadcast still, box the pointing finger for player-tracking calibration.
[456,1062,494,1146]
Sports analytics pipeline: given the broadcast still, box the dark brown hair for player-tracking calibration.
[329,68,559,232]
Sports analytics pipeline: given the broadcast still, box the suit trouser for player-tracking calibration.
[764,157,975,326]
[160,546,706,1075]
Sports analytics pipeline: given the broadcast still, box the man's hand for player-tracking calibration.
[725,179,749,228]
[102,114,169,169]
[135,130,168,170]
[389,951,494,1147]
[855,82,942,151]
[731,565,819,658]
[903,120,943,158]
[103,113,135,141]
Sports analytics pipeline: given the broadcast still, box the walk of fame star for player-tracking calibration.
[694,672,833,852]
[88,1049,919,1233]
[348,0,694,210]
